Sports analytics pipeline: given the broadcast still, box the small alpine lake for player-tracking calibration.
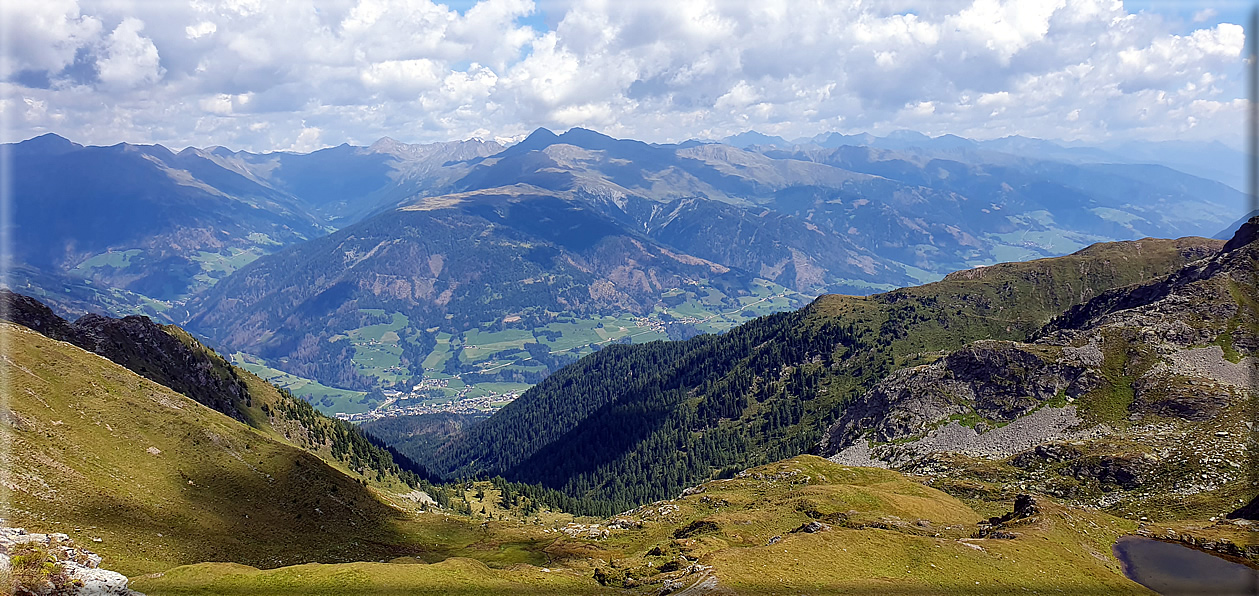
[1113,535,1259,595]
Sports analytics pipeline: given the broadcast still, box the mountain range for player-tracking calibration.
[5,127,1248,414]
[3,217,1254,593]
[724,129,1248,194]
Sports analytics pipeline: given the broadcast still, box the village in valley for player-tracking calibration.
[334,378,521,423]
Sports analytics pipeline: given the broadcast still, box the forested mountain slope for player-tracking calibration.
[184,187,825,392]
[8,134,327,307]
[411,235,1221,513]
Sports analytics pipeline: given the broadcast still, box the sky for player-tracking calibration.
[0,0,1252,152]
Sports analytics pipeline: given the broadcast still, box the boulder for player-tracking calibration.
[63,561,138,595]
[1012,494,1039,518]
[1228,495,1259,521]
[790,521,831,534]
[986,494,1039,527]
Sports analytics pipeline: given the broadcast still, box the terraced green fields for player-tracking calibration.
[235,280,810,416]
[231,352,370,414]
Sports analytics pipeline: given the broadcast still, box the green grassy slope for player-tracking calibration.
[132,558,604,596]
[132,456,1152,595]
[0,320,636,593]
[0,322,419,575]
[810,235,1225,365]
[0,289,439,500]
[678,457,1148,594]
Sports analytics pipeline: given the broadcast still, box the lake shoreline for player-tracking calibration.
[1114,534,1259,595]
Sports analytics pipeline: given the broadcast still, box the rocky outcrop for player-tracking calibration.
[820,341,1095,452]
[993,494,1039,524]
[0,527,141,595]
[790,521,831,534]
[0,290,251,423]
[672,520,720,539]
[1228,496,1259,521]
[1062,455,1156,490]
[971,494,1039,539]
[1129,374,1231,421]
[1040,216,1259,350]
[822,219,1259,505]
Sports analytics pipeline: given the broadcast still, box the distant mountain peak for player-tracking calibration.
[722,130,790,149]
[368,136,406,153]
[884,129,931,141]
[24,132,72,143]
[16,132,81,155]
[500,127,561,154]
[809,131,876,148]
[524,127,558,141]
[559,127,614,142]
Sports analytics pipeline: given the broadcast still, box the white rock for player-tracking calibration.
[64,561,137,595]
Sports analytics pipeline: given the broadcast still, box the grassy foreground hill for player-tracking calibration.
[0,317,595,591]
[0,289,433,493]
[0,322,416,574]
[130,456,1152,595]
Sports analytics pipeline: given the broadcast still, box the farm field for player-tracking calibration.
[234,281,809,417]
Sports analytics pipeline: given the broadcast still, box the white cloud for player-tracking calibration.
[1,0,102,76]
[1,0,1248,150]
[97,17,165,88]
[947,0,1063,63]
[200,93,234,115]
[361,59,444,97]
[185,21,218,40]
[288,124,323,151]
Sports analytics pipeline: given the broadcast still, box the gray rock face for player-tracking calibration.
[1042,219,1259,351]
[820,341,1095,453]
[1130,374,1231,421]
[828,405,1098,468]
[1063,454,1155,490]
